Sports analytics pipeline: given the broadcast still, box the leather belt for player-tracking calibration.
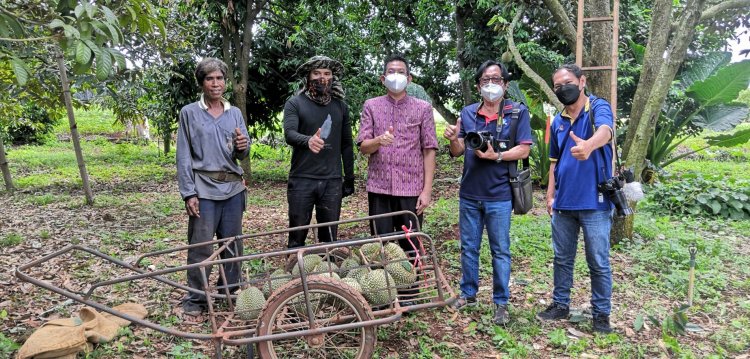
[194,170,242,182]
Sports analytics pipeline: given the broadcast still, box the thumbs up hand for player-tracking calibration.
[569,132,592,160]
[234,127,249,151]
[379,125,395,146]
[308,128,325,154]
[443,118,461,142]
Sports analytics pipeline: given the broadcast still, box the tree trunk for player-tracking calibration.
[454,3,474,107]
[622,0,672,160]
[623,0,706,179]
[57,52,94,205]
[222,0,266,182]
[610,201,635,246]
[162,132,171,154]
[432,101,457,125]
[0,134,14,192]
[584,0,613,101]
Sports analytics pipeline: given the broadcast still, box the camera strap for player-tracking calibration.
[505,100,529,179]
[589,98,623,181]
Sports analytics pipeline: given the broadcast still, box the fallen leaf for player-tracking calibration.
[624,327,635,337]
[568,327,591,338]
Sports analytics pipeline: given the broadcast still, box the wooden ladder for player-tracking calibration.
[575,0,620,115]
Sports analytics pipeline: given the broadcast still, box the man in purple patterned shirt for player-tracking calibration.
[357,54,438,242]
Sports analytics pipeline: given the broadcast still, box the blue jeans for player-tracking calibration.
[458,198,512,305]
[551,209,613,316]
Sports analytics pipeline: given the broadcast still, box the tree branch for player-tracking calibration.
[506,5,563,111]
[541,0,579,54]
[0,35,56,42]
[700,0,750,22]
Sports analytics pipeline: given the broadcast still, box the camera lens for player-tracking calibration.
[465,132,486,151]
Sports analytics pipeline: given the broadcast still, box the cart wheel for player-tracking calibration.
[256,275,376,359]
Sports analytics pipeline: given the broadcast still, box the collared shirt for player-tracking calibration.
[198,94,231,112]
[549,95,613,210]
[176,97,250,201]
[458,99,533,201]
[357,95,438,197]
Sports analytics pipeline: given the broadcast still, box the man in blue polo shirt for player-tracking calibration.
[536,63,615,333]
[444,60,532,325]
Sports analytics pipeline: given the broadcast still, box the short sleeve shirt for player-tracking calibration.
[549,95,614,211]
[458,100,533,201]
[357,95,438,197]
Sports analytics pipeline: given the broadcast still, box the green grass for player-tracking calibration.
[3,108,750,358]
[0,233,23,247]
[53,105,125,136]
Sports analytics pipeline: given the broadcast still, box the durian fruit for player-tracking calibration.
[262,269,291,297]
[501,51,513,63]
[383,242,408,262]
[339,256,360,277]
[360,269,397,306]
[291,292,326,317]
[385,260,417,286]
[291,254,323,276]
[312,261,339,275]
[341,277,362,293]
[235,286,266,320]
[345,266,369,282]
[359,242,383,263]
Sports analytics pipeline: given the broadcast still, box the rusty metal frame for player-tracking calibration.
[16,211,456,357]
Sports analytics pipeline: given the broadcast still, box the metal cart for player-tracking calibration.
[16,211,456,358]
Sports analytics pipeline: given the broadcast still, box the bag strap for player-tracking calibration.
[507,100,529,178]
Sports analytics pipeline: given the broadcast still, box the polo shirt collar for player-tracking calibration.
[199,94,231,112]
[475,99,514,124]
[560,97,590,124]
[386,94,410,105]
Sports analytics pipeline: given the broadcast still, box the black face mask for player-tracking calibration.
[555,83,582,105]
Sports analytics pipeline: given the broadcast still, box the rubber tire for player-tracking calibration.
[256,275,376,359]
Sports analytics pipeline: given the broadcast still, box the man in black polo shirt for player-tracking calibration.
[283,55,355,248]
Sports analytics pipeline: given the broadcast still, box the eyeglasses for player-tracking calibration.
[479,77,503,85]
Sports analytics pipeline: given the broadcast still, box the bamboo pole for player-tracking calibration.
[56,50,94,204]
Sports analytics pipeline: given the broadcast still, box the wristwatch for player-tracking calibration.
[495,151,503,163]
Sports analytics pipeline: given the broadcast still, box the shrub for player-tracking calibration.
[648,172,750,219]
[5,103,59,145]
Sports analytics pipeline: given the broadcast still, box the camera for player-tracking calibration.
[465,131,508,152]
[597,174,634,217]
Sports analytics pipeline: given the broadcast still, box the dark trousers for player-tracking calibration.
[183,191,245,310]
[287,177,342,248]
[368,192,423,236]
[368,192,424,300]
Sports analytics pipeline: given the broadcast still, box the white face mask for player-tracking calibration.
[481,83,504,102]
[384,73,408,93]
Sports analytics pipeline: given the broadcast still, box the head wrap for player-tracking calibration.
[295,55,346,103]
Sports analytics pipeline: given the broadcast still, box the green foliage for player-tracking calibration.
[168,341,209,359]
[0,333,20,358]
[648,172,750,219]
[530,129,551,186]
[4,102,59,145]
[647,305,690,336]
[0,232,23,247]
[647,56,750,170]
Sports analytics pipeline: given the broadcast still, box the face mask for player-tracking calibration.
[307,77,332,105]
[555,83,581,105]
[384,73,408,93]
[480,83,504,102]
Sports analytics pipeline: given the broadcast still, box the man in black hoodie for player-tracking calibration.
[283,55,355,248]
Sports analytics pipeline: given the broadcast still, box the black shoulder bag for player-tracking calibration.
[506,101,533,215]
